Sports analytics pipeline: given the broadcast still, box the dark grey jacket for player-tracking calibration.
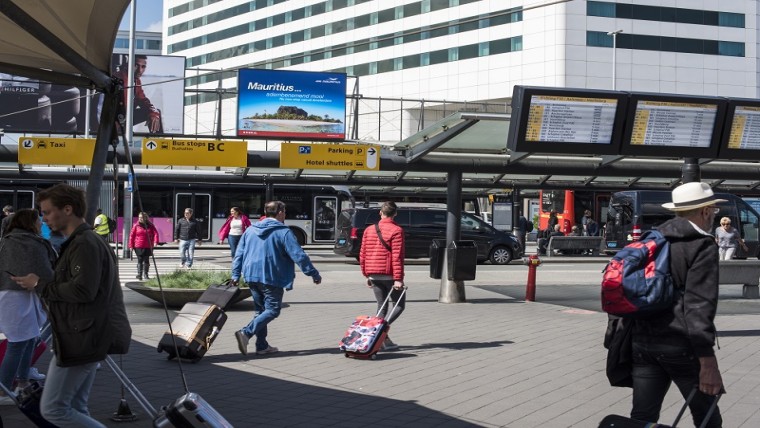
[38,223,131,367]
[0,229,56,292]
[633,217,719,357]
[174,217,202,240]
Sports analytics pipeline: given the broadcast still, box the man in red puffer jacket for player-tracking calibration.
[360,201,405,350]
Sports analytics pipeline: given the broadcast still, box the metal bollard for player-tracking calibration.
[523,254,542,302]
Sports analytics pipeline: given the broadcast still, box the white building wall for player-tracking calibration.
[164,0,760,139]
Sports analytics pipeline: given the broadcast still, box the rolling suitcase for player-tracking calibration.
[197,280,242,311]
[598,388,721,428]
[339,287,406,360]
[157,302,227,362]
[0,379,57,428]
[153,392,233,428]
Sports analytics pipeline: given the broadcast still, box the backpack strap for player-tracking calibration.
[374,223,391,252]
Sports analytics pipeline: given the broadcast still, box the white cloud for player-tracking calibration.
[145,20,162,32]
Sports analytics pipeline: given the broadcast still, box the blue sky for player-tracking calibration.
[119,0,164,32]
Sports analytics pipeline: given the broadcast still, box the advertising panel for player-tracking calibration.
[112,54,185,135]
[0,73,99,134]
[237,69,346,141]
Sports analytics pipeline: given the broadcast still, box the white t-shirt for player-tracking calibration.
[229,218,244,236]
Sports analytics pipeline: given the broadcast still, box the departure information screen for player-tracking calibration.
[525,96,618,144]
[629,101,717,148]
[727,105,760,150]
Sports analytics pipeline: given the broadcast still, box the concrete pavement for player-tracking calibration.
[2,251,759,427]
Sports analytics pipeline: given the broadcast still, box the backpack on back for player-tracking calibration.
[601,230,674,317]
[107,217,117,233]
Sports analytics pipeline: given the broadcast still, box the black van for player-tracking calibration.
[334,207,522,264]
[604,191,760,258]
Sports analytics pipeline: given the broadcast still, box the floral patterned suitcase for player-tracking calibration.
[339,287,405,360]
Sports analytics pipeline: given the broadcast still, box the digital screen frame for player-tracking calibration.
[718,97,760,161]
[506,86,628,156]
[620,92,726,158]
[236,69,347,141]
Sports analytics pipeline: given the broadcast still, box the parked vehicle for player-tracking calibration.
[334,207,522,264]
[604,190,760,258]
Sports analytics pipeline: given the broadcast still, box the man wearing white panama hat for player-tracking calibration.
[629,182,724,427]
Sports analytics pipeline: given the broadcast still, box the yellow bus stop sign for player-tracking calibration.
[142,138,248,167]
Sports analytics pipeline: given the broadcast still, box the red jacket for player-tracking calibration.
[360,218,405,281]
[217,215,252,241]
[128,222,159,249]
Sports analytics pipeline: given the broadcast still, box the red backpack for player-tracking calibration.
[601,230,674,317]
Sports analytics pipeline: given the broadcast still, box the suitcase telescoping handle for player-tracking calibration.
[376,286,407,320]
[671,387,721,428]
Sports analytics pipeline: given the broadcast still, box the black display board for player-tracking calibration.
[718,98,760,160]
[506,86,627,155]
[620,92,726,158]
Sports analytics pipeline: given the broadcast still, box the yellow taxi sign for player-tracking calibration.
[18,137,96,165]
[280,143,380,170]
[142,138,248,167]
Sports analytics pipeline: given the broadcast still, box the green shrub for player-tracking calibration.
[143,270,247,289]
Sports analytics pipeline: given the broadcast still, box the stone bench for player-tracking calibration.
[546,236,603,257]
[719,260,760,299]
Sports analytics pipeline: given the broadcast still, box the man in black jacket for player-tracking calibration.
[630,182,724,427]
[174,207,202,268]
[14,184,131,427]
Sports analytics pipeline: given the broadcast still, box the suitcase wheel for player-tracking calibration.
[344,353,350,358]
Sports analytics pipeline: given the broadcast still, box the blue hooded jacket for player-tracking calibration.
[231,218,320,289]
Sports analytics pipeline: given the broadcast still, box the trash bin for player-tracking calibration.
[447,240,477,281]
[429,239,447,279]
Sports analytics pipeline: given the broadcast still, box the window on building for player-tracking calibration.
[429,49,448,65]
[404,3,422,17]
[719,41,745,57]
[378,8,395,23]
[719,12,745,28]
[403,54,421,69]
[430,0,450,12]
[146,40,161,50]
[458,43,479,60]
[377,59,395,73]
[586,31,613,48]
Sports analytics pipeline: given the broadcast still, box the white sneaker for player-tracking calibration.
[27,367,45,380]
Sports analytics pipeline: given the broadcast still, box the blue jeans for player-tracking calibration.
[241,283,284,352]
[228,235,241,258]
[179,239,196,267]
[631,341,722,427]
[0,338,35,388]
[40,356,103,427]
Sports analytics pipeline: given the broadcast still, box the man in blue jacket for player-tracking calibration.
[231,201,322,356]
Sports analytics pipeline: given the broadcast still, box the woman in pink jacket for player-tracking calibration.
[128,212,159,280]
[218,206,252,258]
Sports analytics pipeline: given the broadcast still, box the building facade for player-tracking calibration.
[163,0,759,141]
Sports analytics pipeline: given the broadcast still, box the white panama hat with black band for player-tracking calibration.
[662,182,727,211]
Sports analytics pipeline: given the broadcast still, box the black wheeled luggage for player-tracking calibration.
[153,392,233,428]
[157,302,226,362]
[0,380,57,428]
[197,280,242,311]
[598,388,721,428]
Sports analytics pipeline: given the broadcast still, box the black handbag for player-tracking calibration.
[605,316,633,388]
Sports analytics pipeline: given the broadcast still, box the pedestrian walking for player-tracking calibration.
[231,201,322,356]
[715,216,746,260]
[218,207,251,258]
[12,183,131,427]
[174,208,202,268]
[516,214,533,251]
[128,212,160,280]
[0,209,56,406]
[359,201,405,350]
[627,182,724,427]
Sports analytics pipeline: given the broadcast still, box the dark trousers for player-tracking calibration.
[370,280,405,325]
[631,341,722,427]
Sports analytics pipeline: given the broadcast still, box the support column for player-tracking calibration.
[439,170,466,303]
[681,158,700,183]
[85,89,118,224]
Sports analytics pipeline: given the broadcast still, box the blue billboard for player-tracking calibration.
[237,69,346,141]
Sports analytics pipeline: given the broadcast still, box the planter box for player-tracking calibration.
[125,282,251,308]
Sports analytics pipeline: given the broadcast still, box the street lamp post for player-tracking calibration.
[606,30,624,90]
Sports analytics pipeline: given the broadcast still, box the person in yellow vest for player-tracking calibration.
[93,209,110,242]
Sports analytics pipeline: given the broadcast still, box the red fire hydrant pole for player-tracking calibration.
[524,254,541,302]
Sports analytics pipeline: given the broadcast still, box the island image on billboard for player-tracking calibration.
[237,69,347,140]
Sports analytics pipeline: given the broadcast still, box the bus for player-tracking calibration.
[0,181,354,246]
[538,190,610,235]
